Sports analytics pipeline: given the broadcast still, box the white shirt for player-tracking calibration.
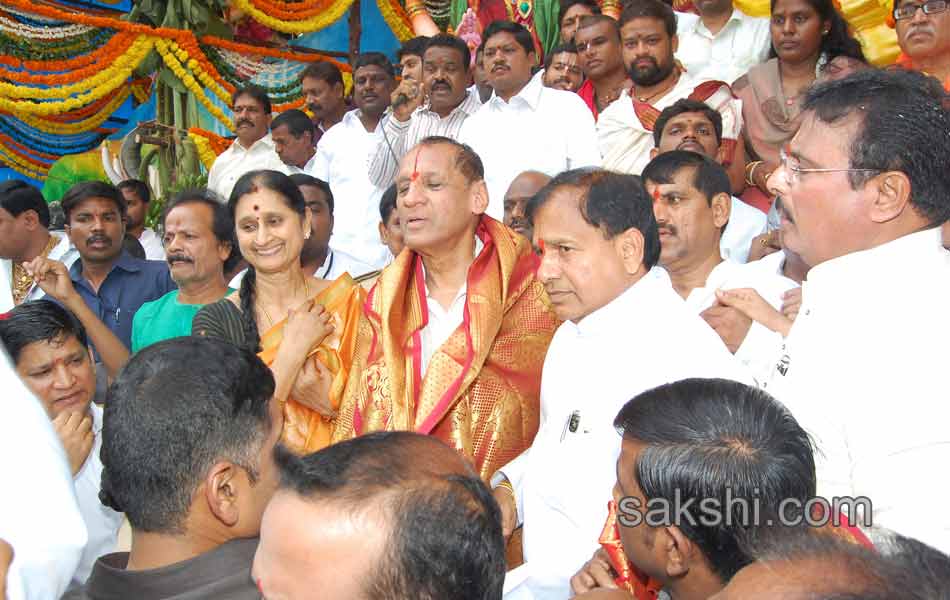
[675,9,772,84]
[207,134,285,202]
[71,403,123,586]
[0,353,87,600]
[369,88,483,188]
[673,258,798,384]
[459,71,600,220]
[313,109,391,269]
[282,151,319,176]
[499,268,750,599]
[228,246,377,289]
[765,228,950,552]
[722,196,768,263]
[0,232,79,313]
[137,227,166,261]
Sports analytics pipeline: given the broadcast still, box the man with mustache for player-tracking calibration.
[32,181,175,353]
[597,0,743,183]
[368,34,483,188]
[299,61,349,145]
[503,170,550,242]
[207,85,285,202]
[894,0,950,89]
[131,191,234,352]
[541,43,585,92]
[314,52,397,269]
[460,20,600,219]
[643,151,796,383]
[674,0,770,83]
[574,15,631,119]
[650,98,767,263]
[498,169,746,599]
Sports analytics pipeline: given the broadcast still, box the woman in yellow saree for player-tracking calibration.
[192,169,364,454]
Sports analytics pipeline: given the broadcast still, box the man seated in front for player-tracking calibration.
[132,190,234,352]
[65,336,282,599]
[496,169,747,599]
[253,431,506,599]
[643,151,797,381]
[650,99,767,263]
[0,300,123,587]
[893,0,950,89]
[572,378,817,600]
[333,136,560,481]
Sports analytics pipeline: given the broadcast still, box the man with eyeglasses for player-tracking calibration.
[763,69,950,553]
[894,0,950,89]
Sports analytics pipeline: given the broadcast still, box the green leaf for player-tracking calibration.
[158,67,187,93]
[133,50,160,79]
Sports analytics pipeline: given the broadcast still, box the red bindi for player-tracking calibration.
[253,204,259,211]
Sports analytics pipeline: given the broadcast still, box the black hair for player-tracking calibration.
[482,20,536,56]
[398,36,430,61]
[99,337,275,533]
[768,0,865,62]
[614,378,816,583]
[0,299,88,365]
[642,150,732,207]
[653,98,724,147]
[160,188,236,271]
[803,68,950,225]
[116,179,151,205]
[289,173,335,216]
[232,84,272,114]
[228,170,307,353]
[544,42,579,70]
[299,61,345,87]
[354,52,396,78]
[559,0,602,25]
[424,33,472,70]
[527,168,662,269]
[61,180,126,224]
[0,180,50,229]
[274,432,505,600]
[271,109,316,140]
[619,0,678,38]
[380,183,398,223]
[416,136,485,184]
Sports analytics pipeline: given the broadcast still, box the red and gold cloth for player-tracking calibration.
[895,53,950,91]
[332,217,560,480]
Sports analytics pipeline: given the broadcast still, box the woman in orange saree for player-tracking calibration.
[192,169,365,454]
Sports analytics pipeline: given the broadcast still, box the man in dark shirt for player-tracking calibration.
[65,336,282,599]
[59,181,175,351]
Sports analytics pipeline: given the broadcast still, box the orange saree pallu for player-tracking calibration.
[333,217,560,480]
[258,274,365,454]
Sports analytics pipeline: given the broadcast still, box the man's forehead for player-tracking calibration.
[234,96,265,109]
[622,18,667,36]
[576,21,614,40]
[167,202,213,224]
[551,51,578,63]
[21,334,83,362]
[355,64,390,78]
[75,197,120,213]
[665,112,715,130]
[485,32,520,49]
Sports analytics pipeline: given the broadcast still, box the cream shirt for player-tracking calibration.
[207,134,285,202]
[675,9,771,84]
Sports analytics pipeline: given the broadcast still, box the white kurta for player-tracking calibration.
[722,197,768,263]
[0,232,78,313]
[672,259,798,384]
[0,356,87,600]
[675,10,771,84]
[459,72,600,220]
[764,228,950,552]
[500,267,750,599]
[313,110,390,269]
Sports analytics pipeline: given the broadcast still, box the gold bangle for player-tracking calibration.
[496,480,514,494]
[745,160,762,187]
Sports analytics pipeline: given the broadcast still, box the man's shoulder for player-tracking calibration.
[135,289,179,318]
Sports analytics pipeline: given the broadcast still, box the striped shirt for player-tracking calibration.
[368,88,483,188]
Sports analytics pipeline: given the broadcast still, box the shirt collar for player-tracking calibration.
[69,250,142,281]
[693,9,746,35]
[421,236,485,300]
[232,132,273,153]
[342,108,385,133]
[489,70,544,111]
[568,267,669,336]
[422,86,483,117]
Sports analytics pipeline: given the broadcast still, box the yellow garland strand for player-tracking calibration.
[0,143,47,178]
[168,41,232,105]
[187,131,218,170]
[229,0,356,34]
[0,35,151,99]
[154,38,234,130]
[377,0,414,42]
[17,87,132,134]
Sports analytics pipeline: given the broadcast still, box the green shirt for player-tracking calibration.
[131,289,233,353]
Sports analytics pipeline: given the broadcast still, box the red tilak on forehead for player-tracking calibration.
[652,188,660,203]
[411,147,423,182]
[253,204,259,211]
[538,239,546,255]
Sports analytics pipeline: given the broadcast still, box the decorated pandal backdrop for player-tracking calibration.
[0,0,900,205]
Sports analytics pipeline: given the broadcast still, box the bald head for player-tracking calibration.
[505,171,551,241]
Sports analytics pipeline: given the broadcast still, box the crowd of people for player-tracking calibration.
[2,0,950,597]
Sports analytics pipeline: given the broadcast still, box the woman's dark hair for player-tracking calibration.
[768,0,865,62]
[228,169,306,353]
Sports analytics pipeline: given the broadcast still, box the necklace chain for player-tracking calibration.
[259,277,312,328]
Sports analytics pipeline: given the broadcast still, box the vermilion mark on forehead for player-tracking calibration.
[253,205,259,211]
[411,147,423,182]
[652,187,660,203]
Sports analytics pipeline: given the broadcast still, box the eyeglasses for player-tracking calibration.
[778,146,882,185]
[893,0,948,20]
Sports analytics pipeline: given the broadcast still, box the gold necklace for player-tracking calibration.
[11,235,59,305]
[259,277,311,328]
[632,70,681,104]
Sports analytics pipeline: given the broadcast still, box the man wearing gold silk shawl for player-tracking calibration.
[332,136,560,480]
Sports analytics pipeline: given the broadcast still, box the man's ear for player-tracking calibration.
[470,180,490,216]
[671,34,679,55]
[205,461,241,527]
[378,221,390,244]
[616,227,646,275]
[21,210,40,232]
[711,192,732,229]
[650,147,659,160]
[869,171,912,224]
[662,525,694,579]
[217,240,233,263]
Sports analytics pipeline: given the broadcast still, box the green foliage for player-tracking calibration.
[145,171,208,229]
